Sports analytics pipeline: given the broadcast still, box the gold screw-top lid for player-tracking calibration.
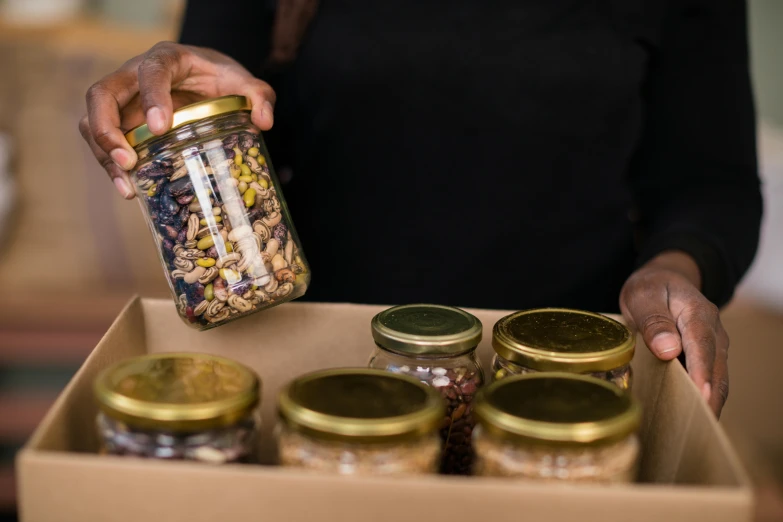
[94,352,260,432]
[124,95,252,148]
[277,368,444,443]
[474,373,641,446]
[371,304,483,356]
[492,308,635,373]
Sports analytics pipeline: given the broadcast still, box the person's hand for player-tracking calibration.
[79,42,276,199]
[620,251,729,417]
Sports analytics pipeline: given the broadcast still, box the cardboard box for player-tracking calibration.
[17,298,752,522]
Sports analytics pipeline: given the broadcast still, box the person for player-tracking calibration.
[79,0,762,417]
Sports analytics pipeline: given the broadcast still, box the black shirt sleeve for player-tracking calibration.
[628,0,762,307]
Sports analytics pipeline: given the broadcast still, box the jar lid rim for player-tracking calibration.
[474,372,641,445]
[371,304,482,356]
[124,95,252,148]
[93,352,260,432]
[492,308,635,372]
[277,368,444,443]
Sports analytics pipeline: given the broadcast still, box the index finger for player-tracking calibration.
[677,304,719,404]
[85,58,143,170]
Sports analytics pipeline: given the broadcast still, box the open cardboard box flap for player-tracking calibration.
[17,297,752,522]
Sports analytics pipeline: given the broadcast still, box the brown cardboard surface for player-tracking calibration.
[18,297,753,522]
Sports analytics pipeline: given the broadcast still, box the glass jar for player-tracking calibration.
[473,373,641,483]
[276,368,444,476]
[367,304,484,475]
[93,352,261,464]
[125,95,310,330]
[491,308,634,389]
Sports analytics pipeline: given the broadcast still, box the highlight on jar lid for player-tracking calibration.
[473,373,641,445]
[371,304,483,356]
[492,308,635,372]
[93,352,260,432]
[277,368,445,443]
[124,95,252,148]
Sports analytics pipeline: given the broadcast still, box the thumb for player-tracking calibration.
[622,290,682,361]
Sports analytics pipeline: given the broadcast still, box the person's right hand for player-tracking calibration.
[79,42,276,199]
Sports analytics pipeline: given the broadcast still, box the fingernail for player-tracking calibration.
[263,101,274,122]
[701,382,712,403]
[147,107,166,134]
[110,148,133,170]
[113,177,133,198]
[652,332,680,355]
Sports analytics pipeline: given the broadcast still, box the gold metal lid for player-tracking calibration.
[371,304,483,356]
[94,352,260,432]
[124,95,252,148]
[277,368,444,443]
[474,373,641,445]
[492,308,635,372]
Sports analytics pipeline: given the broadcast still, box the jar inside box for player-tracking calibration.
[491,308,635,390]
[367,304,484,475]
[93,353,261,464]
[276,368,444,476]
[473,373,642,483]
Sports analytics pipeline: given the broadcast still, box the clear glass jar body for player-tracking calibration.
[472,426,640,483]
[96,410,260,464]
[491,354,632,390]
[130,111,310,330]
[368,346,484,475]
[276,424,440,476]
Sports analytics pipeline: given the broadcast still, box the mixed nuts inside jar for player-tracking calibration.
[472,373,642,483]
[276,368,445,476]
[492,308,635,389]
[126,95,310,330]
[93,352,261,464]
[367,304,484,475]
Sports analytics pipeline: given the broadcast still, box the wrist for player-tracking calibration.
[642,250,702,290]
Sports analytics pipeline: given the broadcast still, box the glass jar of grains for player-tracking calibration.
[125,95,310,330]
[492,308,635,389]
[473,373,642,483]
[367,304,484,475]
[276,368,444,476]
[93,353,261,464]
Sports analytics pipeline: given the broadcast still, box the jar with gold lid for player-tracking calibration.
[367,304,484,475]
[276,368,444,476]
[473,373,642,483]
[126,95,310,330]
[93,353,261,463]
[492,308,634,389]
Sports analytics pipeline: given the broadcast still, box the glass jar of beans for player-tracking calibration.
[368,304,485,475]
[125,95,310,330]
[491,308,635,390]
[473,373,642,483]
[93,353,261,464]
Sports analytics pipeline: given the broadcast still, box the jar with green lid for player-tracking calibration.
[276,368,444,476]
[492,308,635,389]
[125,95,310,330]
[473,373,642,483]
[94,353,261,463]
[367,304,484,475]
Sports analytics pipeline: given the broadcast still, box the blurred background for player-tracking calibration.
[0,0,781,520]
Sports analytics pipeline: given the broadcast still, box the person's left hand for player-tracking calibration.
[620,251,729,418]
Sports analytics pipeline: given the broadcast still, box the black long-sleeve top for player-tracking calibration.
[179,0,762,312]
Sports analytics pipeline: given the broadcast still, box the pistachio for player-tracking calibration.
[196,258,216,268]
[216,253,241,269]
[187,213,200,241]
[197,236,215,250]
[198,267,219,284]
[193,300,209,316]
[227,295,252,313]
[184,266,207,284]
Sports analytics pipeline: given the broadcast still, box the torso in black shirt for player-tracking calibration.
[179,0,761,311]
